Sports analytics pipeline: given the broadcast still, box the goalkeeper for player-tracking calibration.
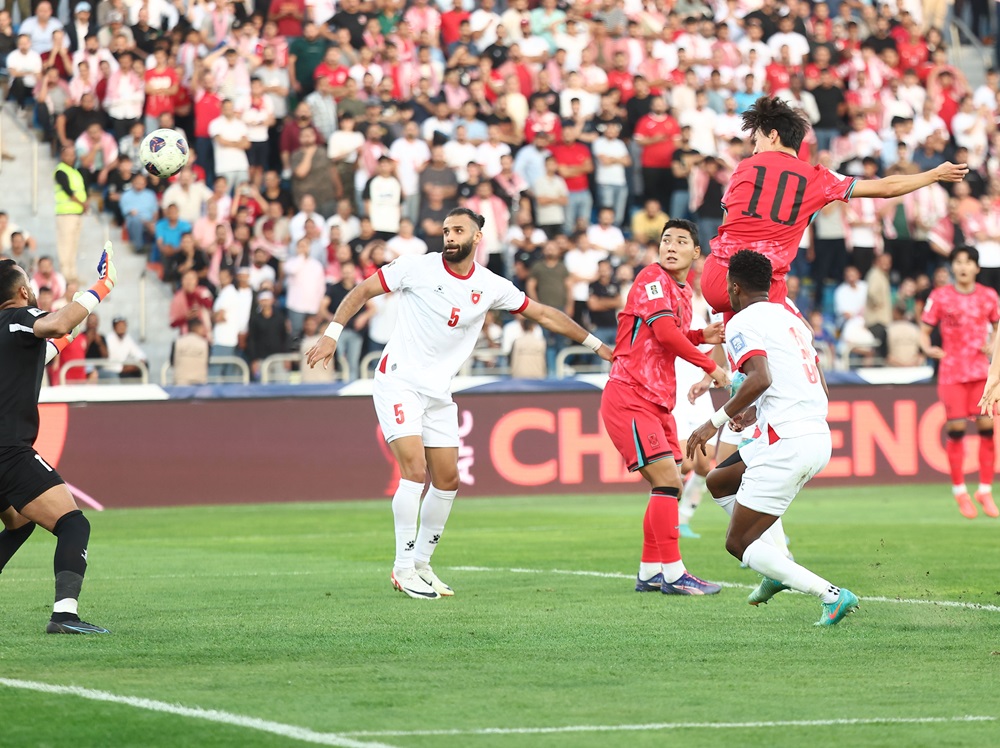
[0,243,117,634]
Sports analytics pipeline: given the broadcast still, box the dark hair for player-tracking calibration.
[447,207,485,229]
[741,96,809,151]
[660,218,699,248]
[0,259,25,303]
[950,245,980,265]
[728,249,773,293]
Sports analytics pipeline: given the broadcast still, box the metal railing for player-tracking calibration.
[160,356,251,385]
[260,352,350,383]
[554,346,611,379]
[948,17,993,85]
[360,351,383,379]
[461,348,511,376]
[58,358,150,385]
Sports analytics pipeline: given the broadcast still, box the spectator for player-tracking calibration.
[82,314,108,372]
[887,303,925,367]
[19,1,62,55]
[143,46,178,133]
[389,120,431,223]
[417,187,449,254]
[209,99,251,192]
[104,157,134,225]
[119,173,158,254]
[7,34,43,111]
[53,145,87,281]
[170,232,210,290]
[813,183,850,313]
[289,22,328,99]
[386,218,428,259]
[162,168,212,226]
[247,290,290,380]
[631,198,669,245]
[291,126,341,218]
[363,156,404,239]
[248,246,278,291]
[74,121,118,191]
[634,95,680,206]
[586,206,626,258]
[154,202,192,273]
[587,259,622,346]
[289,194,326,245]
[103,50,144,139]
[8,232,33,272]
[304,74,340,142]
[0,212,36,255]
[170,269,214,334]
[466,181,510,274]
[591,122,631,227]
[172,317,210,386]
[322,261,369,380]
[865,253,894,359]
[548,127,593,235]
[243,78,275,186]
[211,267,253,377]
[31,256,66,300]
[533,155,568,239]
[105,316,147,380]
[327,113,365,211]
[284,237,328,339]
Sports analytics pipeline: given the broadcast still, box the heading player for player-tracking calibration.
[920,246,1000,519]
[600,219,729,596]
[700,96,969,319]
[688,250,859,626]
[307,208,612,600]
[0,244,117,634]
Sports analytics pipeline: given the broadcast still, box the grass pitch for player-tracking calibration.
[1,485,998,748]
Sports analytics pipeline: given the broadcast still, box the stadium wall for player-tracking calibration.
[38,384,988,508]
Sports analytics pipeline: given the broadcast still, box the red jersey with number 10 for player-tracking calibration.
[713,151,857,274]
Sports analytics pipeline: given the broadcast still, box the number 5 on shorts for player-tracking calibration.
[394,403,405,424]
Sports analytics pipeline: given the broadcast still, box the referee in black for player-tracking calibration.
[0,243,117,634]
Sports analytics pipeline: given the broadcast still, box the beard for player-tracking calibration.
[443,237,476,263]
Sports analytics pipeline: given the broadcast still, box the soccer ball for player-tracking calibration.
[139,128,189,178]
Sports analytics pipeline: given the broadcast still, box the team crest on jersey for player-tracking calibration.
[731,333,747,353]
[649,434,660,449]
[471,290,482,304]
[645,282,663,300]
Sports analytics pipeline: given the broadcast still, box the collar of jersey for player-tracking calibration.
[442,254,475,280]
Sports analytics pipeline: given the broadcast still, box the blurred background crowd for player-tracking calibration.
[1,0,998,383]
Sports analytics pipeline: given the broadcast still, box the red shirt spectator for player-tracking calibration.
[898,37,929,74]
[548,139,592,192]
[765,62,794,94]
[268,0,306,38]
[607,69,635,104]
[315,62,350,90]
[52,334,88,383]
[145,55,179,119]
[440,8,469,48]
[524,108,562,144]
[194,88,222,139]
[634,110,680,168]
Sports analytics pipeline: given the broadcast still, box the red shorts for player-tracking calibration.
[601,379,681,473]
[701,253,796,322]
[939,380,987,421]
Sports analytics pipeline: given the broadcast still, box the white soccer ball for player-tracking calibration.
[139,128,189,178]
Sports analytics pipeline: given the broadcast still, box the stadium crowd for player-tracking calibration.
[1,0,998,382]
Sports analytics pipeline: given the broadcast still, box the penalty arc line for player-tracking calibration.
[448,566,1000,613]
[0,679,400,748]
[341,715,997,738]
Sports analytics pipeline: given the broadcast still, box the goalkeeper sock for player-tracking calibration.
[679,474,705,525]
[742,538,839,603]
[391,479,424,571]
[52,510,89,618]
[0,521,35,573]
[414,485,457,565]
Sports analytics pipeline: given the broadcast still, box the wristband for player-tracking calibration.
[324,322,344,342]
[710,407,730,429]
[582,333,602,353]
[77,289,101,314]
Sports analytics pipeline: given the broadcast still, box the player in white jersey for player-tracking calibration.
[307,208,613,600]
[686,250,859,626]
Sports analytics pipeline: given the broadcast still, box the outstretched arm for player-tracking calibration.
[520,298,613,361]
[851,162,969,199]
[305,273,388,369]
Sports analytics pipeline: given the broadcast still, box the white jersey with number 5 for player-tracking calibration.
[725,302,828,438]
[376,253,529,397]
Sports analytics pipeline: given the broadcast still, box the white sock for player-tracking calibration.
[714,493,736,516]
[53,598,78,615]
[414,485,457,565]
[662,561,686,583]
[766,518,790,558]
[978,483,992,494]
[679,475,706,525]
[391,479,425,571]
[638,562,661,581]
[742,539,840,603]
[952,484,967,496]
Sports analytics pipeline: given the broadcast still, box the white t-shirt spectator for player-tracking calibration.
[680,108,718,156]
[208,115,250,173]
[249,262,277,291]
[18,16,63,54]
[212,284,253,347]
[6,48,43,88]
[767,32,810,64]
[564,246,608,302]
[388,137,431,196]
[592,136,628,187]
[327,214,361,244]
[327,129,364,165]
[242,98,273,144]
[284,255,327,315]
[533,174,568,227]
[289,210,325,244]
[106,330,147,374]
[161,182,213,225]
[475,141,512,179]
[443,140,478,183]
[363,175,403,234]
[386,234,428,259]
[586,225,626,255]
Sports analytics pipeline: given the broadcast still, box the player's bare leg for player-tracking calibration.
[0,505,35,576]
[635,459,720,596]
[413,446,460,596]
[944,419,978,518]
[726,502,857,625]
[387,436,440,599]
[18,484,108,633]
[677,441,712,539]
[974,415,999,517]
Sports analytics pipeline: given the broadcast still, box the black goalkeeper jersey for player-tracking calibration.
[0,306,49,447]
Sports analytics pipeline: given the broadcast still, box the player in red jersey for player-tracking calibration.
[920,246,1000,519]
[701,96,970,319]
[600,219,730,595]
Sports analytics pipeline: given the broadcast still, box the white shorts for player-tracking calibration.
[372,379,459,447]
[736,432,832,516]
[718,422,743,447]
[672,393,715,438]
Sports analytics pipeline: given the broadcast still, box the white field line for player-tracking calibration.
[0,679,399,748]
[342,715,997,738]
[449,566,1000,613]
